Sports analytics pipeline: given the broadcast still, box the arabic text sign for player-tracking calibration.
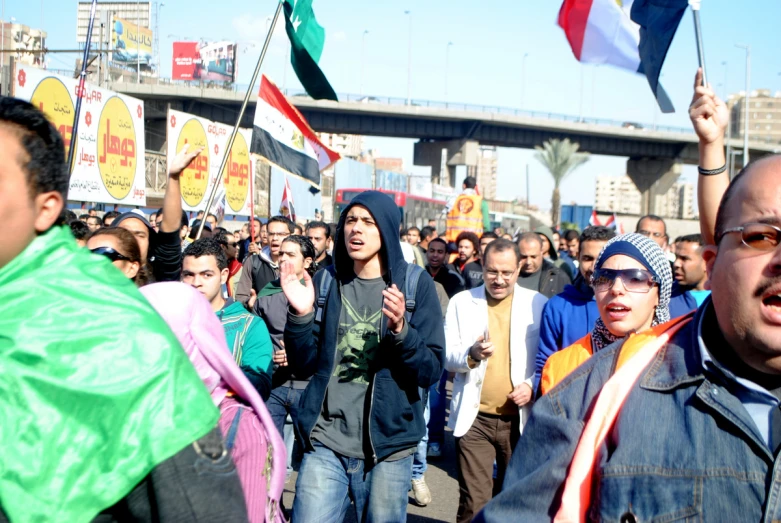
[111,17,153,66]
[166,109,253,216]
[13,66,146,205]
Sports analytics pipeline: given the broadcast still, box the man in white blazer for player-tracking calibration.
[444,238,548,522]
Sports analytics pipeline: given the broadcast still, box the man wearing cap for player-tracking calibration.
[112,145,203,283]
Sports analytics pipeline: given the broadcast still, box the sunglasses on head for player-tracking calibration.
[592,268,658,293]
[90,246,131,262]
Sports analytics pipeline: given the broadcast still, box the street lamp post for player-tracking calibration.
[445,41,452,102]
[405,10,411,105]
[136,0,141,83]
[736,44,750,165]
[520,52,528,110]
[360,30,368,96]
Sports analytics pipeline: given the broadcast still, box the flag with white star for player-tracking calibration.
[283,0,338,101]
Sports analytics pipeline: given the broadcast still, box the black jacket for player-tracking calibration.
[537,259,572,299]
[284,191,446,462]
[428,265,466,298]
[234,248,279,306]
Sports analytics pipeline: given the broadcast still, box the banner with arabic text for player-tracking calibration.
[12,66,146,205]
[166,109,254,216]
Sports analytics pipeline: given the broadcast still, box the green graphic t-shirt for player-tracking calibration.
[312,275,384,458]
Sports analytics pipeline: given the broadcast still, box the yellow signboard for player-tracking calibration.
[111,17,153,65]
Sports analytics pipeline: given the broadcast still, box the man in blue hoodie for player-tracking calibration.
[280,191,446,523]
[534,226,615,394]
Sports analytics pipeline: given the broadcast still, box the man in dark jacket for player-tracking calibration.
[533,226,615,394]
[280,191,446,522]
[517,232,571,298]
[235,215,294,306]
[427,237,466,298]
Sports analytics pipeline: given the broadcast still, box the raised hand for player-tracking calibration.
[689,68,729,145]
[168,143,205,179]
[382,284,406,334]
[280,260,315,316]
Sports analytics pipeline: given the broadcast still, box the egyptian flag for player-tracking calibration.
[251,75,340,186]
[557,0,687,113]
[589,210,600,226]
[279,176,296,222]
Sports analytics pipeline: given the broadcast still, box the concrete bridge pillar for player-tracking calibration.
[413,139,479,187]
[626,157,682,216]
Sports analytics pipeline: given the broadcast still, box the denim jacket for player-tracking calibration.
[477,301,781,523]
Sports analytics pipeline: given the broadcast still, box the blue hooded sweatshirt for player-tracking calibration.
[284,191,446,462]
[534,275,599,394]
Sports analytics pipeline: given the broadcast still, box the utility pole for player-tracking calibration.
[736,44,750,165]
[405,10,412,105]
[525,164,530,211]
[136,0,141,83]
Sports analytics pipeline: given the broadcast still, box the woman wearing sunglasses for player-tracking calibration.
[540,233,672,395]
[86,228,146,286]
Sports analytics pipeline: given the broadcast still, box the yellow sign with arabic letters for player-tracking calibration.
[12,66,146,205]
[166,109,254,216]
[223,132,251,213]
[177,119,210,208]
[97,97,137,200]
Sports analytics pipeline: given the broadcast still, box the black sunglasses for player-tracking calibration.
[91,246,131,262]
[592,268,658,294]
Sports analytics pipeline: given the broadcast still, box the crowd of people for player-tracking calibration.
[4,68,781,522]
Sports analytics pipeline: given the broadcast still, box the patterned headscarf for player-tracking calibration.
[589,233,672,351]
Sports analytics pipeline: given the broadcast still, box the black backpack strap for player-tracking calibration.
[314,266,336,323]
[224,408,242,452]
[404,264,424,323]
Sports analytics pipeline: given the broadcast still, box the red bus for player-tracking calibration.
[334,189,446,230]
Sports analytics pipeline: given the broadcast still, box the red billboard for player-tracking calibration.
[172,41,200,80]
[172,41,236,82]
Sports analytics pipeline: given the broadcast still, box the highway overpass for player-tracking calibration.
[112,81,779,215]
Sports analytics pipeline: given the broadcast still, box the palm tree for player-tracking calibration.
[534,138,589,227]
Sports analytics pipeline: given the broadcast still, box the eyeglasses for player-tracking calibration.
[484,270,517,281]
[637,230,665,239]
[592,268,658,293]
[91,246,131,262]
[718,222,781,251]
[268,232,290,238]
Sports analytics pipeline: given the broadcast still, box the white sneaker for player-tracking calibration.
[411,477,432,506]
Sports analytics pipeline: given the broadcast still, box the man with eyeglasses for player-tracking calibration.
[215,230,243,298]
[444,238,548,522]
[635,214,668,249]
[235,215,295,307]
[477,69,781,521]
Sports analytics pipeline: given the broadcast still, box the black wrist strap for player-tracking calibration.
[698,164,727,176]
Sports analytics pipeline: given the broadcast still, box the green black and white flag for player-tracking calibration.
[283,0,338,101]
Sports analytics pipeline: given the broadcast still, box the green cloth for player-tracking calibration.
[283,0,338,101]
[219,299,274,376]
[0,226,219,522]
[481,198,491,232]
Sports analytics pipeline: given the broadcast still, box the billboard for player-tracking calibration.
[172,41,236,82]
[166,110,254,216]
[111,17,153,66]
[13,66,146,205]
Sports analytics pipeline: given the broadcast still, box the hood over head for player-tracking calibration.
[334,191,404,282]
[535,225,558,260]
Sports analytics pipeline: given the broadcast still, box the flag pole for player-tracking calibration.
[67,0,99,174]
[689,0,707,86]
[196,0,283,240]
[250,159,256,245]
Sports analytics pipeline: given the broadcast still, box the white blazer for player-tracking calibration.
[444,284,548,438]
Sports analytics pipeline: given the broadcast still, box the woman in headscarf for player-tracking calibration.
[540,233,673,395]
[140,282,286,523]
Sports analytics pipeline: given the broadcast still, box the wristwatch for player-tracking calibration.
[466,354,479,369]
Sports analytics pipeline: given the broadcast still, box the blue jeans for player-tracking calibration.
[292,442,413,523]
[427,371,448,445]
[411,387,430,481]
[267,386,305,476]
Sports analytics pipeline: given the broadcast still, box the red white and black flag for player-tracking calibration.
[251,75,340,186]
[279,175,296,222]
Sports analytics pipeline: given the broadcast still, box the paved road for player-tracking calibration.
[281,384,462,522]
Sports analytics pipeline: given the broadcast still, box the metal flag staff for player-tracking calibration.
[67,0,99,173]
[196,1,283,240]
